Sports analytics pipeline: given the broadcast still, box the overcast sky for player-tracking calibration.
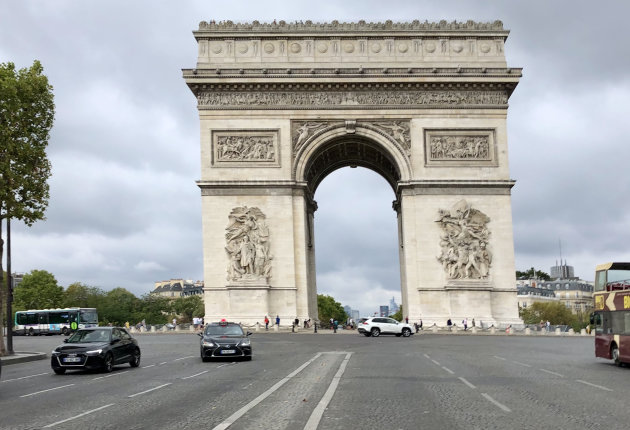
[2,1,630,317]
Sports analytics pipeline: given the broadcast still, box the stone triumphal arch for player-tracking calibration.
[183,20,522,326]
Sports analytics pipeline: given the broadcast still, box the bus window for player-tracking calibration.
[594,270,606,292]
[38,313,49,324]
[592,312,603,334]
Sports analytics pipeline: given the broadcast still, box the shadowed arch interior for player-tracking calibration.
[303,136,402,195]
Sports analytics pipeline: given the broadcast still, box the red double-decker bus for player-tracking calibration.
[592,262,630,366]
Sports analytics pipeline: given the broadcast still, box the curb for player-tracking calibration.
[0,352,47,366]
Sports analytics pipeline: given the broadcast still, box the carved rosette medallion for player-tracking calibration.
[436,200,492,280]
[225,206,272,283]
[291,119,411,159]
[212,129,279,167]
[425,129,496,167]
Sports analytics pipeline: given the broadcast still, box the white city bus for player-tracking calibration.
[13,308,99,336]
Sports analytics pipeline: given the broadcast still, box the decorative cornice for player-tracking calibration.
[196,20,506,33]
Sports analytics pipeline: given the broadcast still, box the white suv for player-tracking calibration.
[358,317,414,337]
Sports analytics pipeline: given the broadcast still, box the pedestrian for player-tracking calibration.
[405,316,409,324]
[463,318,468,331]
[447,318,452,331]
[419,319,423,331]
[472,318,475,328]
[545,320,550,332]
[125,321,130,330]
[329,317,333,329]
[414,322,419,333]
[333,319,338,333]
[264,316,269,330]
[172,317,177,329]
[275,315,280,327]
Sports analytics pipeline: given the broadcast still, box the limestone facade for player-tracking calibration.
[183,20,523,326]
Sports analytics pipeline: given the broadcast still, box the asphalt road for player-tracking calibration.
[0,331,627,430]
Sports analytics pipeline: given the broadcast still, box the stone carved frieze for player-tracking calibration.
[217,135,275,161]
[291,119,411,157]
[225,206,272,283]
[436,200,492,280]
[198,20,505,31]
[425,129,496,166]
[198,90,508,109]
[212,130,279,166]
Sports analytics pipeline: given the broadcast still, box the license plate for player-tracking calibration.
[221,349,235,354]
[63,357,81,363]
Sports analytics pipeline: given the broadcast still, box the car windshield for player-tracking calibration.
[67,329,111,343]
[205,324,244,336]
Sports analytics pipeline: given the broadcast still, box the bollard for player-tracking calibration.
[580,328,586,336]
[161,325,167,332]
[568,328,575,335]
[525,327,531,335]
[432,325,438,333]
[274,324,279,332]
[255,323,260,332]
[471,326,477,334]
[555,327,561,336]
[175,324,180,332]
[151,326,157,333]
[490,326,496,334]
[189,325,195,332]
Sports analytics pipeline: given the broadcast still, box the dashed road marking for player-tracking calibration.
[20,384,75,398]
[423,353,431,359]
[431,359,441,366]
[441,366,455,374]
[92,371,128,381]
[141,364,155,369]
[173,355,195,361]
[576,380,613,392]
[493,355,506,360]
[512,361,532,368]
[128,383,172,398]
[458,377,476,389]
[1,372,48,383]
[481,393,511,412]
[42,403,114,428]
[540,368,564,377]
[182,370,209,380]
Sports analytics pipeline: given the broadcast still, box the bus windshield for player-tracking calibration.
[80,309,98,324]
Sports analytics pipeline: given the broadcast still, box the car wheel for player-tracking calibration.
[370,328,380,337]
[611,344,622,367]
[129,349,141,367]
[103,353,114,373]
[53,367,66,375]
[402,328,411,337]
[62,327,70,336]
[201,350,211,362]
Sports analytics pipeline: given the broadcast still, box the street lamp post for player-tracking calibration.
[6,217,13,355]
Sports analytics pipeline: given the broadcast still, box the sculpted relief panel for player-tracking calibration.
[212,130,279,167]
[425,129,496,167]
[225,207,272,283]
[436,200,492,280]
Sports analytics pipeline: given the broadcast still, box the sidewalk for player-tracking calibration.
[0,351,47,366]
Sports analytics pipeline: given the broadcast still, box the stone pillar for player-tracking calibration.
[525,327,531,335]
[580,328,586,336]
[490,326,496,334]
[555,327,561,335]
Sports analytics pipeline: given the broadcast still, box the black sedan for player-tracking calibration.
[51,327,141,374]
[199,321,252,361]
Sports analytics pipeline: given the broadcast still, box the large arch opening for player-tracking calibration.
[301,135,405,320]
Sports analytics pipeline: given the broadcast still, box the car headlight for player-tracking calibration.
[51,349,60,355]
[85,349,103,356]
[239,338,251,347]
[202,340,214,347]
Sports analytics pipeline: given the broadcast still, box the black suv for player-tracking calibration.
[199,321,252,361]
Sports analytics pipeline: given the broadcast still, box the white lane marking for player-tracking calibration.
[42,404,114,428]
[128,383,172,398]
[512,361,532,368]
[441,366,455,374]
[92,371,128,381]
[20,383,75,398]
[173,355,195,361]
[1,372,48,383]
[142,364,155,369]
[212,353,322,430]
[458,377,476,389]
[217,363,236,369]
[158,362,168,365]
[576,380,613,392]
[481,393,511,412]
[540,368,564,377]
[431,359,441,366]
[304,352,353,430]
[182,370,209,380]
[423,353,431,359]
[493,355,506,360]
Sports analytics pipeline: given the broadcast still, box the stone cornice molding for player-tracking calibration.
[195,19,507,35]
[398,179,515,195]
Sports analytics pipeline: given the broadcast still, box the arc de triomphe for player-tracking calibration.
[183,20,522,326]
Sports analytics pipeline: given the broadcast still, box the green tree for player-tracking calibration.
[519,302,577,326]
[13,270,63,311]
[137,293,171,325]
[98,288,141,326]
[317,294,348,327]
[0,60,55,354]
[172,295,204,323]
[516,268,551,281]
[390,305,403,322]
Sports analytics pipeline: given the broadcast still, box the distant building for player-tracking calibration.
[551,260,575,280]
[152,279,204,299]
[351,310,360,321]
[343,305,352,316]
[389,296,399,314]
[11,272,24,288]
[379,305,389,317]
[516,285,556,309]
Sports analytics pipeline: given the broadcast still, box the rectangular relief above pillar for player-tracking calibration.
[211,129,280,167]
[424,129,497,167]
